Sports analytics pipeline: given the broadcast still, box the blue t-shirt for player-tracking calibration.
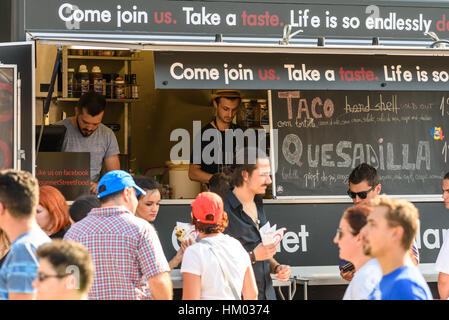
[0,227,51,299]
[369,265,432,300]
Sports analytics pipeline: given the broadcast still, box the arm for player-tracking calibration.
[148,271,173,300]
[188,164,212,184]
[169,239,193,270]
[9,292,35,300]
[104,154,121,172]
[438,272,449,300]
[242,266,258,300]
[269,258,291,282]
[182,272,201,300]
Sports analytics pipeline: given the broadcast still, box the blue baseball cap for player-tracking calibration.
[97,170,146,199]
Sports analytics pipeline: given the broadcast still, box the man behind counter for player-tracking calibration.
[56,91,120,194]
[188,90,242,184]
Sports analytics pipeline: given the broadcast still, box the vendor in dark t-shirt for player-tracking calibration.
[188,90,243,184]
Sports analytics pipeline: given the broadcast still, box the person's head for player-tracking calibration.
[361,196,420,260]
[348,163,381,205]
[232,147,271,196]
[333,205,372,263]
[212,90,241,126]
[190,192,228,234]
[133,176,161,223]
[33,240,94,300]
[97,170,146,214]
[209,172,233,200]
[69,194,101,223]
[75,91,106,137]
[37,186,71,236]
[442,172,449,210]
[0,169,39,228]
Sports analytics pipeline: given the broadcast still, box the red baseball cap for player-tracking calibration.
[191,192,224,224]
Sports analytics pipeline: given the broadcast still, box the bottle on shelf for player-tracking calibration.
[130,74,139,99]
[90,66,104,95]
[258,99,269,126]
[77,64,90,95]
[114,76,126,99]
[67,68,75,98]
[103,74,112,98]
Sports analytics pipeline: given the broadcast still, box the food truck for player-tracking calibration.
[2,0,449,298]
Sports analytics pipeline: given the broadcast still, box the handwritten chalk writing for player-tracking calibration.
[278,91,334,120]
[282,135,431,171]
[345,94,398,114]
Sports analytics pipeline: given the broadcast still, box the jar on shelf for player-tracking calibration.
[77,64,90,95]
[258,99,269,125]
[114,76,126,99]
[67,68,75,98]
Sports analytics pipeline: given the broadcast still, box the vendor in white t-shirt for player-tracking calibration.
[436,172,449,299]
[56,91,120,194]
[181,192,258,300]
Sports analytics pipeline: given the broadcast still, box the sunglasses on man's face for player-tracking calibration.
[36,272,66,282]
[347,186,375,199]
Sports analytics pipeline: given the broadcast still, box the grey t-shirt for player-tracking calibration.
[57,118,120,182]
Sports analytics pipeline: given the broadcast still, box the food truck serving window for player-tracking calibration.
[154,50,449,200]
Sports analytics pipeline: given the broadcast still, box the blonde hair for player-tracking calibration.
[369,195,419,251]
[0,229,10,259]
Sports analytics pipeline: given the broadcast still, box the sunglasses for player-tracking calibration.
[347,186,375,199]
[36,272,66,282]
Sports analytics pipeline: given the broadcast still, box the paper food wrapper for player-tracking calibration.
[259,221,285,246]
[174,222,198,243]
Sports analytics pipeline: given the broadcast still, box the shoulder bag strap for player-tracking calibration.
[200,239,241,300]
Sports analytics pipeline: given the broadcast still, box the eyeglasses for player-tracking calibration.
[347,186,375,199]
[36,272,66,282]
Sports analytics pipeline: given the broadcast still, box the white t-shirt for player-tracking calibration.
[436,229,449,274]
[343,258,382,300]
[181,233,251,300]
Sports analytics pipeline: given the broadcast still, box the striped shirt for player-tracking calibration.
[64,206,170,300]
[0,227,51,299]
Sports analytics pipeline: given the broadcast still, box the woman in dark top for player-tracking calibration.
[37,186,73,239]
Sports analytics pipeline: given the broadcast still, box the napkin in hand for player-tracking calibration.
[259,221,286,246]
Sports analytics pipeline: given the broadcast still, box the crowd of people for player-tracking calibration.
[0,88,447,301]
[0,155,448,300]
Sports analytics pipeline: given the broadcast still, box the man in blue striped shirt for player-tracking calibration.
[0,169,50,300]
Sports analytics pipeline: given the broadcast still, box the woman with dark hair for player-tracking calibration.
[134,175,192,270]
[37,186,73,239]
[181,192,258,300]
[333,205,382,300]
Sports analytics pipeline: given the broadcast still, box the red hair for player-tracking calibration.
[39,186,72,235]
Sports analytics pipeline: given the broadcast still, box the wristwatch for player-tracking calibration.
[249,251,256,264]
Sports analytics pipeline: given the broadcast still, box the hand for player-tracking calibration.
[253,240,279,262]
[340,269,355,282]
[169,238,194,270]
[274,265,291,282]
[90,182,99,194]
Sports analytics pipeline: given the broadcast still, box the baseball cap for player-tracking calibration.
[211,89,242,99]
[97,170,146,199]
[191,192,224,224]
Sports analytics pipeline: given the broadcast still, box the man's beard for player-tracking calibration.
[76,116,93,137]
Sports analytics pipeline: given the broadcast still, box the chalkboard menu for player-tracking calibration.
[271,90,449,197]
